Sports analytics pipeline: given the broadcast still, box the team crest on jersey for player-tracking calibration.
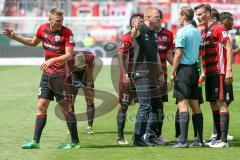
[162,36,168,42]
[55,35,60,41]
[207,31,212,36]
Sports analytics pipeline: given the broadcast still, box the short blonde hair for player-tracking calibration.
[48,7,64,18]
[144,7,158,20]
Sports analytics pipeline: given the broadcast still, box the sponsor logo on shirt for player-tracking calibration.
[158,45,167,50]
[44,43,60,50]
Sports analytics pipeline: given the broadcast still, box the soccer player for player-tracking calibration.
[209,9,235,141]
[117,13,143,145]
[155,9,174,145]
[66,49,95,135]
[195,4,233,148]
[171,6,203,148]
[3,8,80,149]
[131,7,165,146]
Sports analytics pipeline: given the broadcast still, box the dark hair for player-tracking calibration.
[219,12,233,22]
[181,6,194,21]
[158,9,163,19]
[194,4,211,13]
[191,20,197,27]
[211,8,219,21]
[129,13,143,29]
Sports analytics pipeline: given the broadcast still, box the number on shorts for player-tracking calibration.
[38,87,42,96]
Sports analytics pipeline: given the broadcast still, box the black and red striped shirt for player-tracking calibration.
[157,28,174,75]
[36,23,75,76]
[118,32,134,73]
[200,22,229,76]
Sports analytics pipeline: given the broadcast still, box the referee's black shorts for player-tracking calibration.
[173,64,199,100]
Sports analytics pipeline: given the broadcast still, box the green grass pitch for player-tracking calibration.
[0,65,240,160]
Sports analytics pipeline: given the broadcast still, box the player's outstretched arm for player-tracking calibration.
[3,28,41,46]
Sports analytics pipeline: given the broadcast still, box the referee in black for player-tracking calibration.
[131,7,164,146]
[170,6,203,148]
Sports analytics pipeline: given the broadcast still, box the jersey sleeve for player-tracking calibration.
[118,34,132,55]
[174,29,185,48]
[65,29,75,47]
[35,25,43,39]
[214,26,230,44]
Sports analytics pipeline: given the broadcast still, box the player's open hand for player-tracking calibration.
[40,59,54,71]
[225,70,233,85]
[3,28,15,39]
[133,17,143,29]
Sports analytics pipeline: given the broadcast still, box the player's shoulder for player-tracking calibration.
[120,31,132,42]
[61,26,74,34]
[38,23,49,30]
[212,23,226,31]
[161,28,173,36]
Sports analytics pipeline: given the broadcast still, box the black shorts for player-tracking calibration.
[205,74,234,102]
[173,64,199,100]
[198,86,204,104]
[38,72,72,102]
[72,73,95,96]
[175,86,204,104]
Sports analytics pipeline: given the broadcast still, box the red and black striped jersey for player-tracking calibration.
[157,28,174,75]
[200,22,229,76]
[118,32,134,73]
[36,23,75,76]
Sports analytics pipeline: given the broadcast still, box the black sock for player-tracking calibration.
[212,123,217,135]
[179,112,189,144]
[213,110,221,140]
[192,113,203,142]
[220,112,229,142]
[192,114,198,138]
[33,115,47,143]
[87,104,95,127]
[117,107,127,138]
[175,110,181,138]
[157,109,164,137]
[64,111,79,144]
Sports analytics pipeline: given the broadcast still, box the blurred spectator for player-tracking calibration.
[3,0,24,16]
[83,33,95,48]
